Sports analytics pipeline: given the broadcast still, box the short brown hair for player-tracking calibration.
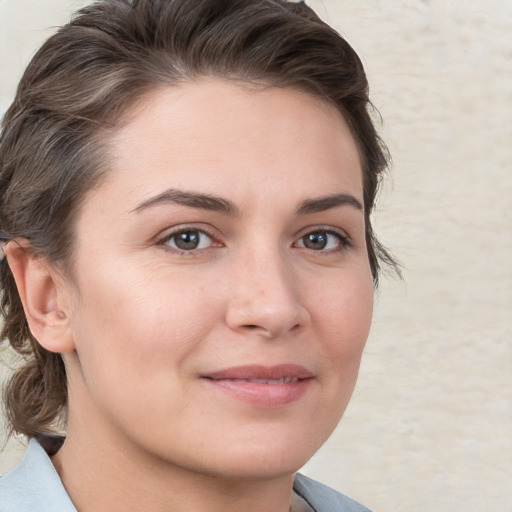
[0,0,397,441]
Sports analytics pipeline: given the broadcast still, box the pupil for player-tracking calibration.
[175,231,200,250]
[304,232,327,250]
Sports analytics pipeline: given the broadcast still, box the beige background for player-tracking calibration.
[1,1,511,511]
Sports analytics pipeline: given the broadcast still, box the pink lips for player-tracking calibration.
[202,364,314,407]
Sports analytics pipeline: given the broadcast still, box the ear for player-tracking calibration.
[3,240,75,353]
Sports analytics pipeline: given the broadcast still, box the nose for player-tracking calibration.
[225,247,310,339]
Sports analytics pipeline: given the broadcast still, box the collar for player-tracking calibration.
[0,438,77,512]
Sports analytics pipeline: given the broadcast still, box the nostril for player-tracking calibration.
[242,324,274,335]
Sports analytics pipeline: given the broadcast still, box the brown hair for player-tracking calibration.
[0,0,397,441]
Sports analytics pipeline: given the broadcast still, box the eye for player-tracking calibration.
[295,229,349,252]
[160,228,216,252]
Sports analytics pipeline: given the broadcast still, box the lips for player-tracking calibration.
[202,364,314,407]
[228,377,299,384]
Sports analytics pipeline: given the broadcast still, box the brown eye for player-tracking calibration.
[302,232,328,250]
[164,229,213,251]
[296,230,347,251]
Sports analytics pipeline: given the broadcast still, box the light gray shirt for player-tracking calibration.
[0,439,371,512]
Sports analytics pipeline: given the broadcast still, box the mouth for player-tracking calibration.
[225,376,300,384]
[201,364,314,407]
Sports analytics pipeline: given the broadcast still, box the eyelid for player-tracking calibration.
[293,225,352,251]
[155,224,223,253]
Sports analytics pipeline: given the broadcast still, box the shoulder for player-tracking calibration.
[293,473,372,512]
[0,439,76,512]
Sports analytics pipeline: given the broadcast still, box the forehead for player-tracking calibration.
[95,79,363,212]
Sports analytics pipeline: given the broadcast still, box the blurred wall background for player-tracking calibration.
[1,1,511,511]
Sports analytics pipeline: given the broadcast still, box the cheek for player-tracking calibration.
[66,269,226,435]
[68,265,222,386]
[309,265,373,373]
[298,266,373,451]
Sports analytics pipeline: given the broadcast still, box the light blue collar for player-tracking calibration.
[0,439,77,512]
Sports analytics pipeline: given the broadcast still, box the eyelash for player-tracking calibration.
[156,227,220,255]
[156,226,352,255]
[293,227,352,253]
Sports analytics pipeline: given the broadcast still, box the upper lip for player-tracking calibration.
[203,364,314,381]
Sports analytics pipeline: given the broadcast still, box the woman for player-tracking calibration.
[0,0,396,510]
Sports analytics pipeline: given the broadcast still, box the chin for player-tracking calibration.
[192,429,328,482]
[203,453,310,482]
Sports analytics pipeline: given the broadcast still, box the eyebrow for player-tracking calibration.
[131,189,240,215]
[131,189,363,216]
[296,193,363,215]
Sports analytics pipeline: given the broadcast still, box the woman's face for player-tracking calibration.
[62,79,373,479]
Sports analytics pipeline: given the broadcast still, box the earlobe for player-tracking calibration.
[3,240,75,353]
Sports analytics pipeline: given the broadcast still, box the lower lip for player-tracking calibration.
[202,378,313,408]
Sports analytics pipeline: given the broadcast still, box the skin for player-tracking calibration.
[7,79,373,512]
